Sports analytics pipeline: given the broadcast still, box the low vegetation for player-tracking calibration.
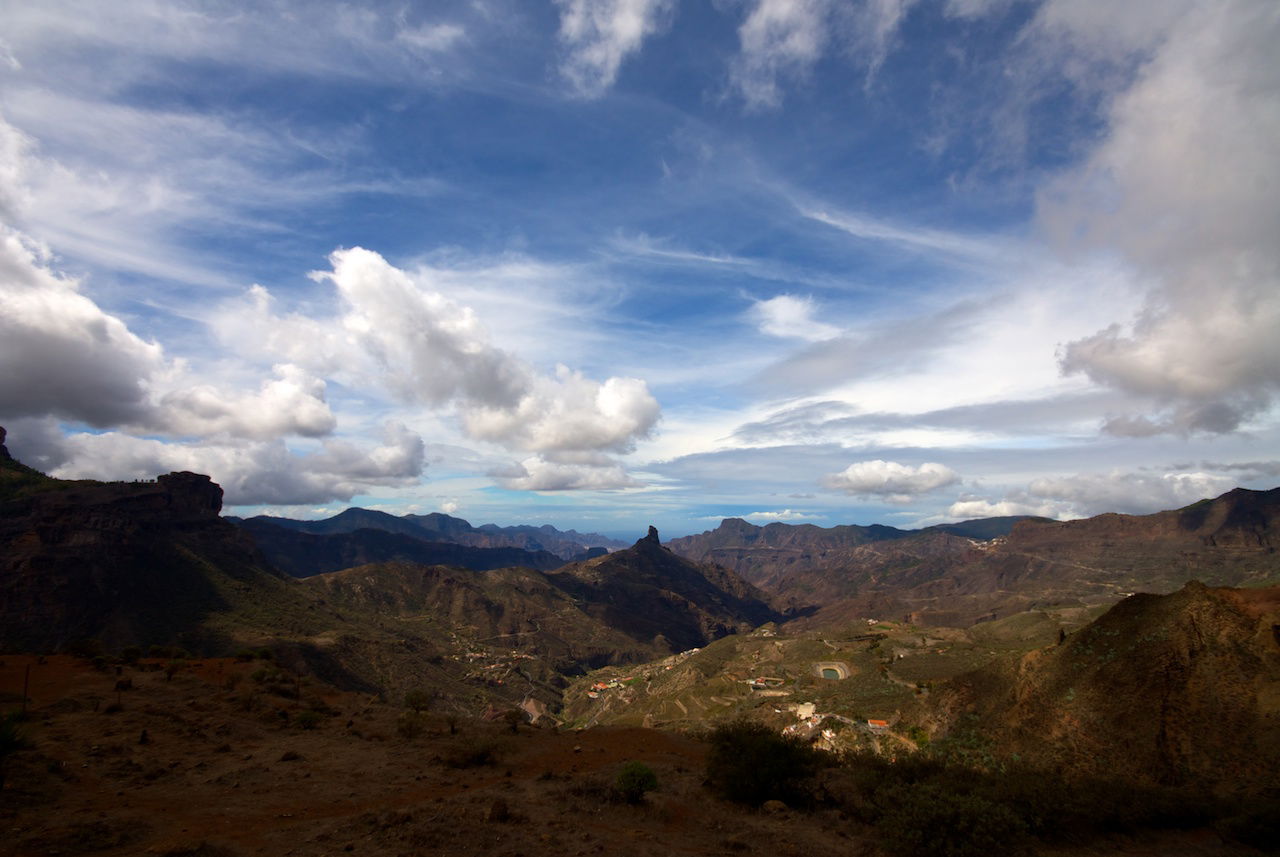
[701,716,1280,857]
[704,718,828,807]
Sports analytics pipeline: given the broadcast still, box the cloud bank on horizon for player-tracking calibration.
[0,0,1276,537]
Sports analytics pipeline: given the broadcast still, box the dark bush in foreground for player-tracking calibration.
[876,782,1029,857]
[705,718,826,807]
[1216,799,1280,853]
[442,736,502,768]
[615,761,658,804]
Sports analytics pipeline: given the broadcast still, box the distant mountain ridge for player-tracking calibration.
[229,508,625,561]
[669,493,1280,627]
[233,518,569,577]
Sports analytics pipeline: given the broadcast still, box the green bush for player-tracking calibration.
[403,689,435,713]
[705,718,826,807]
[294,710,323,730]
[1,712,34,790]
[877,782,1029,857]
[443,736,501,768]
[1217,798,1280,852]
[396,712,427,740]
[615,761,658,804]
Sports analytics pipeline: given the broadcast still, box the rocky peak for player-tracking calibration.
[0,425,10,461]
[157,471,223,519]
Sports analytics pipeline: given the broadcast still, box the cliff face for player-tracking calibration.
[0,432,282,651]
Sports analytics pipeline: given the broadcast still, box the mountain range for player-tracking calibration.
[669,494,1280,626]
[3,421,1280,846]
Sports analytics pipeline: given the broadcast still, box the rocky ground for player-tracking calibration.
[2,655,1266,857]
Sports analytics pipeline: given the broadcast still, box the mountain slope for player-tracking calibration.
[237,517,566,577]
[232,508,625,561]
[670,491,1280,628]
[0,450,294,652]
[547,527,783,653]
[930,581,1280,794]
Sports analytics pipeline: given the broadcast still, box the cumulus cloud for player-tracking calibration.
[945,496,1065,520]
[750,294,840,341]
[1027,470,1236,517]
[0,224,341,442]
[316,247,528,409]
[730,0,832,109]
[949,468,1238,522]
[0,226,164,426]
[44,421,425,507]
[823,459,959,502]
[1042,0,1280,434]
[555,0,675,97]
[463,366,659,455]
[238,248,660,489]
[156,364,336,440]
[490,453,640,491]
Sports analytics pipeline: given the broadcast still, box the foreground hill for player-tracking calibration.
[5,653,1270,857]
[930,581,1280,795]
[671,491,1280,627]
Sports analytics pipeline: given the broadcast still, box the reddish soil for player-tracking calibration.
[0,656,877,857]
[0,657,1259,857]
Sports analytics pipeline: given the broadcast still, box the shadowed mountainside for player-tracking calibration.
[929,581,1280,794]
[237,517,568,577]
[547,526,784,653]
[0,452,292,652]
[232,508,624,561]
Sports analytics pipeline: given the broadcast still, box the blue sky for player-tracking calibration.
[1,0,1277,538]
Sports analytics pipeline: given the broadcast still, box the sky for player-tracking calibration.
[1,0,1278,539]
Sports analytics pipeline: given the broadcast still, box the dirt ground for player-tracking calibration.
[0,656,883,857]
[0,656,1258,857]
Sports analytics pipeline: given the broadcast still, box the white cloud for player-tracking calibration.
[0,225,164,426]
[945,496,1065,520]
[730,0,831,109]
[750,294,840,341]
[743,508,823,521]
[0,223,344,442]
[823,459,959,502]
[234,247,661,489]
[316,247,529,409]
[491,453,640,491]
[555,0,675,97]
[1027,470,1235,517]
[948,468,1237,522]
[849,0,920,86]
[1,2,468,94]
[45,421,425,507]
[156,364,336,440]
[1041,0,1280,434]
[464,366,660,454]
